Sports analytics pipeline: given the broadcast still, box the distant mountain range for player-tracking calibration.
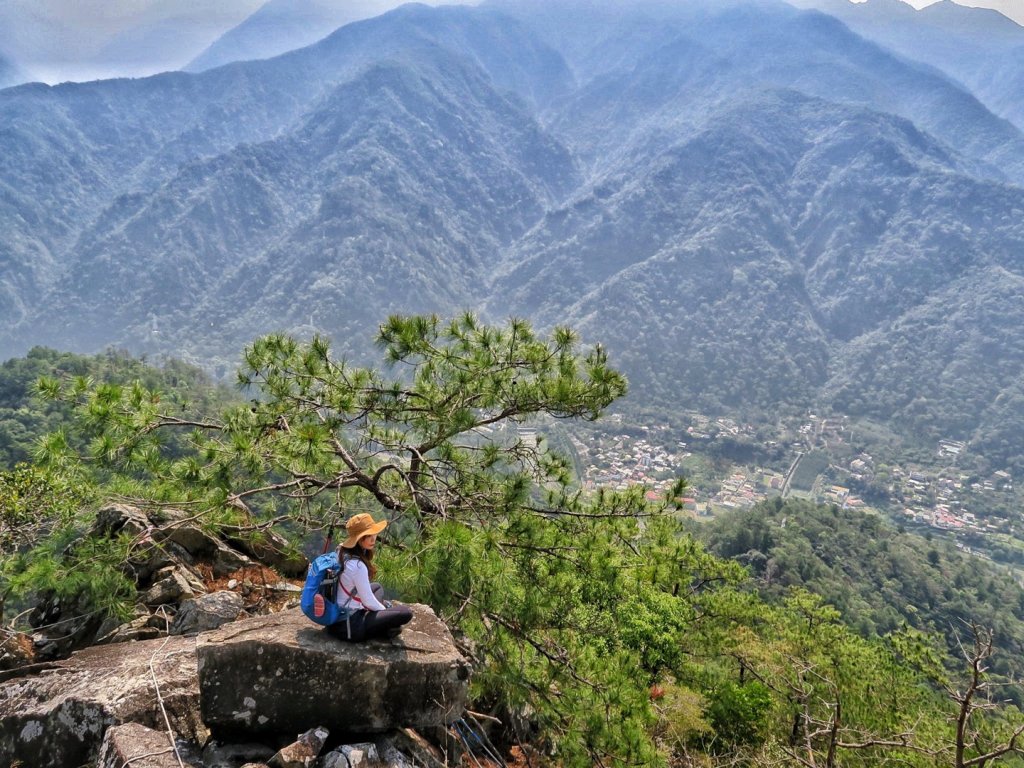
[3,0,1024,470]
[187,0,405,73]
[793,0,1024,134]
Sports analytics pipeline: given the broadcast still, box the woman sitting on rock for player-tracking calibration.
[327,513,413,642]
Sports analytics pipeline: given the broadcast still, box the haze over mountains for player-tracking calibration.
[0,52,26,90]
[0,1,260,84]
[186,0,424,73]
[3,0,1024,469]
[0,0,435,84]
[793,0,1024,133]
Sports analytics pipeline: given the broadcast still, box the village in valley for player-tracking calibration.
[560,411,1020,551]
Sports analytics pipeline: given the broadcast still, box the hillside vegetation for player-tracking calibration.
[702,498,1024,687]
[0,347,238,467]
[4,327,1024,767]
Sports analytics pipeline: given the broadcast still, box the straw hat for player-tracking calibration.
[340,513,388,548]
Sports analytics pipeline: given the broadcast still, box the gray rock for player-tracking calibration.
[95,603,150,639]
[0,632,206,768]
[95,614,164,644]
[378,744,417,768]
[340,742,379,768]
[212,538,255,577]
[96,722,202,768]
[28,598,105,661]
[93,503,152,538]
[380,729,448,768]
[142,568,196,607]
[318,751,349,768]
[197,607,470,736]
[163,523,223,555]
[93,505,192,584]
[224,525,309,578]
[269,726,330,768]
[148,517,253,578]
[202,738,276,767]
[129,544,180,584]
[269,582,302,594]
[170,591,244,635]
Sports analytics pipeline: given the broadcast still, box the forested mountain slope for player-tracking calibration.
[0,4,571,359]
[3,0,1024,469]
[494,0,1024,183]
[0,346,236,467]
[34,50,574,364]
[702,498,1024,685]
[795,0,1024,134]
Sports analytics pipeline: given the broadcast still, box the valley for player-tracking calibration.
[563,406,1024,565]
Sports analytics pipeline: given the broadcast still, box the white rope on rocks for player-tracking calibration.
[119,746,175,768]
[147,634,187,768]
[453,717,507,768]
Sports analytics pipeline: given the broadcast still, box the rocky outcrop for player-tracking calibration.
[222,525,308,579]
[0,632,205,768]
[1,500,471,768]
[198,607,470,737]
[27,503,308,660]
[1,605,469,768]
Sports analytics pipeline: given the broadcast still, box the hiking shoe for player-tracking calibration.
[313,593,326,618]
[386,626,403,639]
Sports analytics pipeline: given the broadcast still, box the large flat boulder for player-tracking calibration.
[197,606,470,736]
[0,604,470,767]
[0,633,205,768]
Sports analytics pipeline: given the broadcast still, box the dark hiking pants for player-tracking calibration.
[327,582,413,641]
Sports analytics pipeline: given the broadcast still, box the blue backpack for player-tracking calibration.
[301,551,348,626]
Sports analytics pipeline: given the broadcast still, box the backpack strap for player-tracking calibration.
[338,580,364,607]
[338,555,366,609]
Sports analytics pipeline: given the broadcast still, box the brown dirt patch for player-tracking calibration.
[0,629,35,670]
[194,563,304,614]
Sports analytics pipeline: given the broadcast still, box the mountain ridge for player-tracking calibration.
[792,0,1024,133]
[3,0,1024,470]
[186,0,400,73]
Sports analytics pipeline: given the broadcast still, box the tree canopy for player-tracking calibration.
[12,314,1024,767]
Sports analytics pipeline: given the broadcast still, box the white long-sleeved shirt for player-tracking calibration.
[336,557,387,612]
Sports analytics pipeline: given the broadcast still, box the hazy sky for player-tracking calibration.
[2,0,1022,83]
[863,0,1024,23]
[860,0,1019,22]
[0,0,263,81]
[1,0,434,83]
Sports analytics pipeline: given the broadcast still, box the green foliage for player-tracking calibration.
[385,502,748,765]
[0,486,138,627]
[0,463,96,622]
[5,530,137,623]
[0,463,89,552]
[0,346,235,471]
[652,682,711,756]
[702,499,1024,688]
[23,319,1024,766]
[704,680,772,749]
[41,315,695,765]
